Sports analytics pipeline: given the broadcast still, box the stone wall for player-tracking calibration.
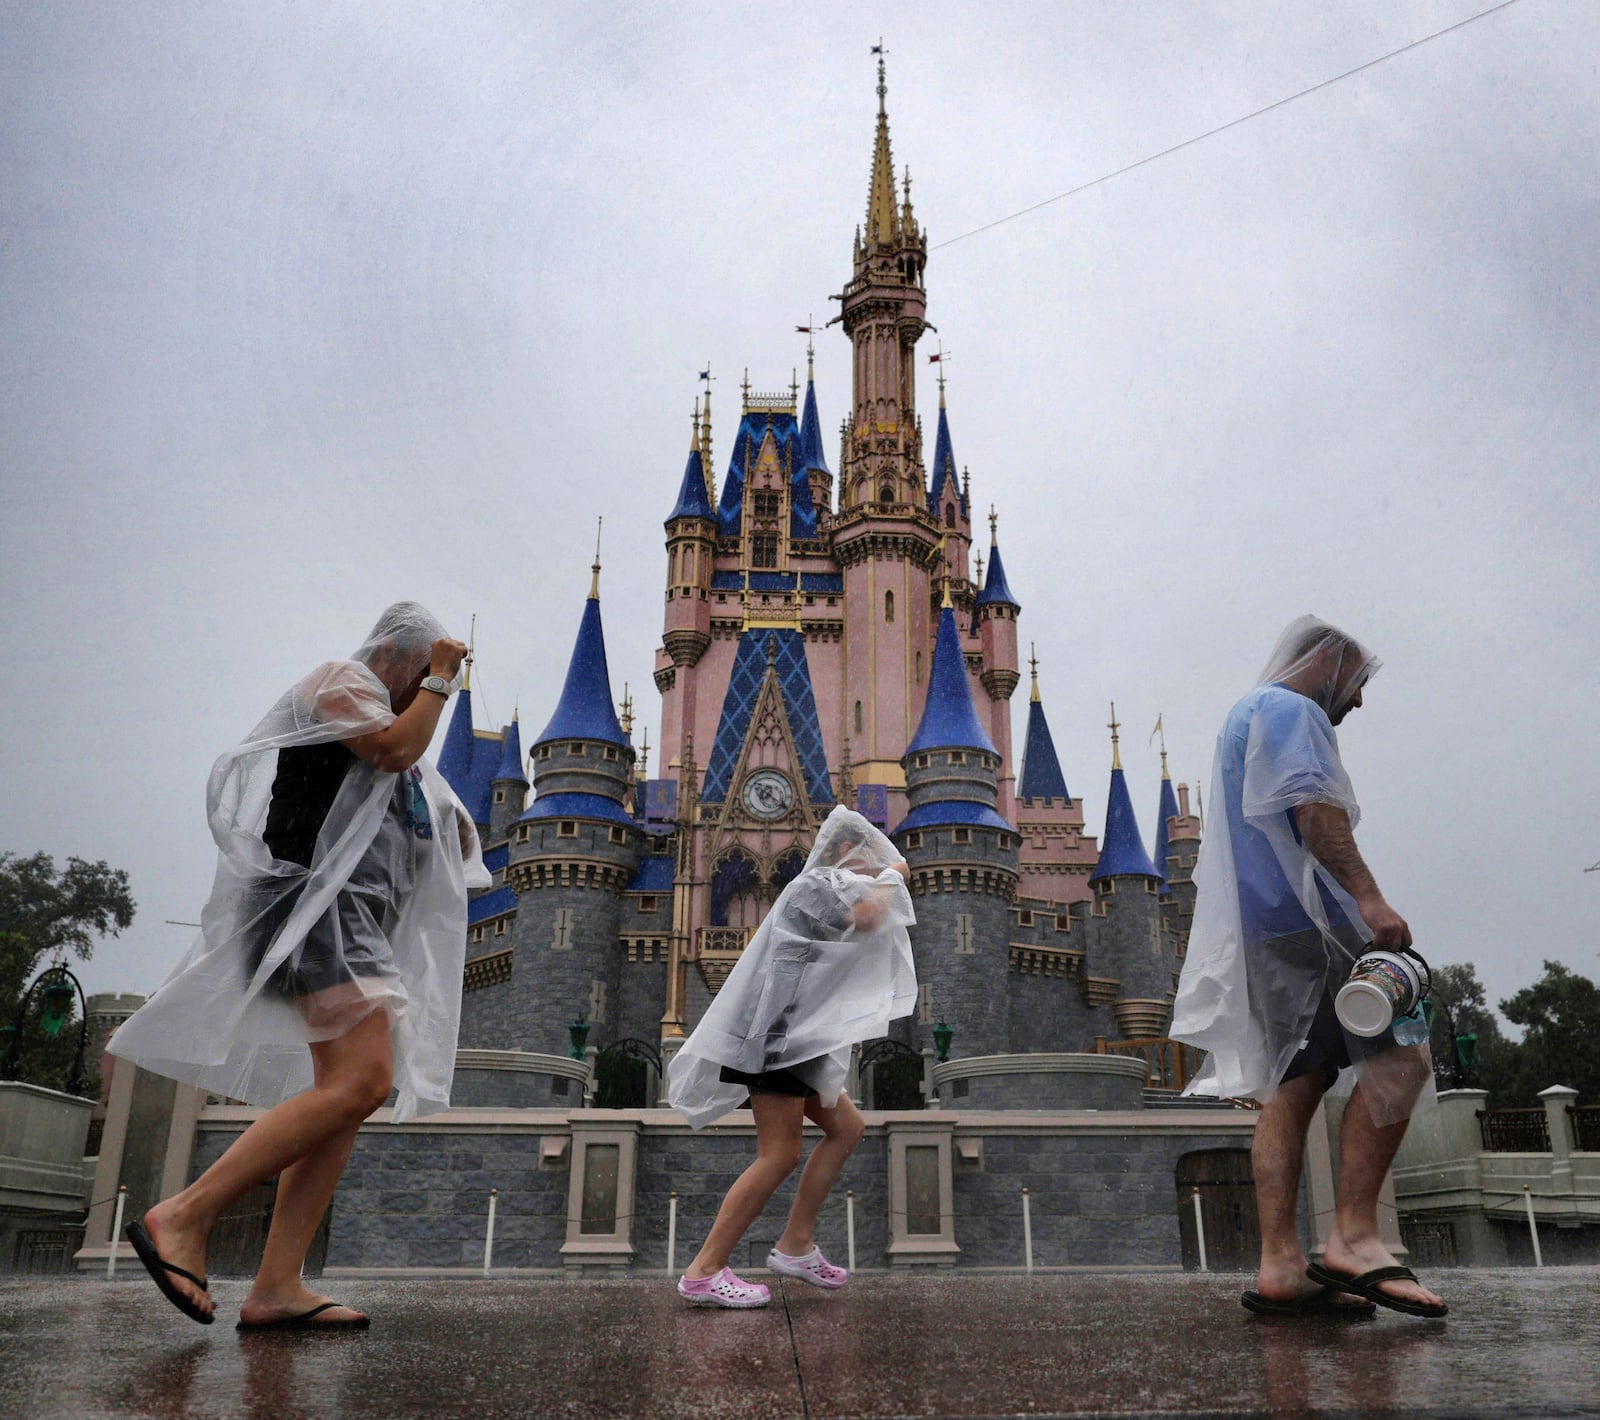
[190,1104,1257,1273]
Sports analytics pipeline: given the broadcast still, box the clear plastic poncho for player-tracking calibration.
[109,602,490,1121]
[668,805,917,1129]
[1170,616,1433,1126]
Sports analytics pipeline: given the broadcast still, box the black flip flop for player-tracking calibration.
[1306,1261,1449,1318]
[1242,1286,1376,1317]
[124,1220,213,1325]
[236,1301,370,1332]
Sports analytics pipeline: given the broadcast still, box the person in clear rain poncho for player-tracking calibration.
[668,805,916,1307]
[1171,615,1445,1318]
[109,602,488,1330]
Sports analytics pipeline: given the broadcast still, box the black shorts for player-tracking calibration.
[242,878,396,1000]
[1280,977,1403,1092]
[718,1064,818,1099]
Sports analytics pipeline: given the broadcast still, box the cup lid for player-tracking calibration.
[1335,980,1394,1037]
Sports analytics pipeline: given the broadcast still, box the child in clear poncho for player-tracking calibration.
[668,805,916,1307]
[109,602,487,1330]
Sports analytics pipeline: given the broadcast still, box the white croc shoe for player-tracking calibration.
[766,1245,848,1289]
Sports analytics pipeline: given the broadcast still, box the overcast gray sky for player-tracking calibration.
[3,1,1595,1023]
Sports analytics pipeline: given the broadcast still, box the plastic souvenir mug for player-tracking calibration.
[1335,946,1432,1038]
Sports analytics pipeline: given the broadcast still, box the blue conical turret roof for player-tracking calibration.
[799,374,831,479]
[907,606,997,756]
[1154,773,1180,890]
[1018,697,1070,802]
[928,403,957,510]
[1090,766,1160,880]
[437,686,477,787]
[493,716,527,784]
[534,595,629,748]
[974,538,1020,609]
[667,447,714,522]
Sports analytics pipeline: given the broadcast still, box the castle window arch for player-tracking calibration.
[944,504,955,529]
[884,590,894,623]
[710,849,764,931]
[854,700,863,734]
[878,483,895,504]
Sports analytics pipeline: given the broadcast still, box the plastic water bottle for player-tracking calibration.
[1392,1002,1429,1046]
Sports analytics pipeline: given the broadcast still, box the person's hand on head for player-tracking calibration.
[431,638,469,682]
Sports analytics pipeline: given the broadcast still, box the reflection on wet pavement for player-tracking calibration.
[2,1268,1597,1419]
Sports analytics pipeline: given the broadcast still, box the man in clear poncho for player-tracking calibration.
[109,602,488,1329]
[1171,615,1445,1318]
[668,806,916,1307]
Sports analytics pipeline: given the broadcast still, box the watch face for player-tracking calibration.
[741,770,795,820]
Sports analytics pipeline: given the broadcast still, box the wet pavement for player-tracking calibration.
[3,1269,1598,1419]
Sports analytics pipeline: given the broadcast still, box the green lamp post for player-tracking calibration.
[567,1013,592,1062]
[931,1020,954,1063]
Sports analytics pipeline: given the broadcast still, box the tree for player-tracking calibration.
[0,852,136,1093]
[1498,961,1600,1106]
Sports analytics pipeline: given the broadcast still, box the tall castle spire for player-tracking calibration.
[866,51,901,251]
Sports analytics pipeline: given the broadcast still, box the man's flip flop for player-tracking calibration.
[1306,1261,1449,1318]
[1241,1286,1376,1317]
[236,1301,370,1332]
[124,1220,213,1325]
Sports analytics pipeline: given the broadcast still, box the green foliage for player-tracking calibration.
[1427,961,1518,1103]
[0,852,134,1097]
[1498,960,1600,1106]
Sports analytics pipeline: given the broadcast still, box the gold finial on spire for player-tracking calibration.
[589,517,603,599]
[699,370,715,503]
[865,41,899,249]
[1108,700,1122,771]
[639,727,650,781]
[1029,643,1041,703]
[932,343,949,407]
[464,612,475,690]
[1151,713,1169,779]
[989,504,999,546]
[620,683,633,738]
[690,395,700,449]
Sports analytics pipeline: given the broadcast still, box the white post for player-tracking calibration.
[107,1186,127,1279]
[666,1192,678,1276]
[1523,1184,1543,1268]
[1191,1186,1208,1273]
[1021,1187,1034,1273]
[846,1189,856,1273]
[482,1189,498,1276]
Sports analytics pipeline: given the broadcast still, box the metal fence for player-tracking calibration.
[1570,1105,1600,1153]
[1477,1107,1551,1152]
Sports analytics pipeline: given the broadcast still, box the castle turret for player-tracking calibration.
[1014,649,1099,907]
[973,509,1021,820]
[497,556,639,1055]
[834,57,940,811]
[436,666,513,836]
[894,597,1017,1059]
[1160,779,1203,974]
[798,344,832,522]
[489,714,527,840]
[927,378,973,607]
[1088,706,1168,1040]
[659,400,717,779]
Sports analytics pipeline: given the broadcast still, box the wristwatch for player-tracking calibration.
[419,675,453,699]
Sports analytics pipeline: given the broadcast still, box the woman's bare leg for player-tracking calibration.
[775,1093,865,1258]
[141,1007,394,1319]
[237,1120,363,1323]
[684,1094,806,1279]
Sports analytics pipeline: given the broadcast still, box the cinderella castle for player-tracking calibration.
[440,61,1204,1107]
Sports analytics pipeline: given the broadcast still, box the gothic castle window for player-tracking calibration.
[884,590,895,623]
[753,491,780,518]
[854,700,864,733]
[753,535,778,569]
[558,820,578,838]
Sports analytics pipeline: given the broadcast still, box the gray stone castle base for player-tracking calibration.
[189,1104,1260,1273]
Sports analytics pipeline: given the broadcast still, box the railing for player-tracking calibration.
[1093,1037,1200,1091]
[1570,1105,1600,1152]
[1477,1107,1552,1152]
[696,927,749,955]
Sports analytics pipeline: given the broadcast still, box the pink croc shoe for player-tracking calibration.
[766,1244,848,1289]
[677,1268,771,1309]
